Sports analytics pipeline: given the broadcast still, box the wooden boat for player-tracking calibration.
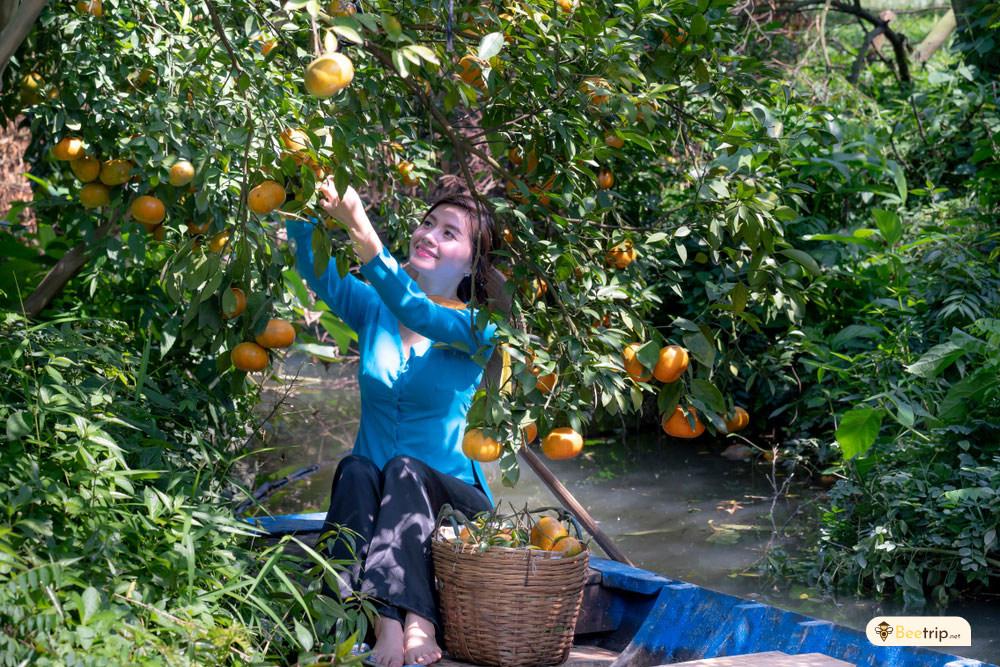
[252,512,996,667]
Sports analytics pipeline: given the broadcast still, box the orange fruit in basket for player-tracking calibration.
[529,516,568,551]
[554,536,584,558]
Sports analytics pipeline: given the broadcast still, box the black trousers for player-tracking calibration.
[320,454,492,629]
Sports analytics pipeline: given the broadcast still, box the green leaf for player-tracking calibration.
[312,227,331,278]
[690,379,725,413]
[294,619,314,651]
[657,381,683,416]
[81,586,100,625]
[478,32,504,61]
[904,342,965,378]
[683,330,714,367]
[408,44,440,65]
[835,407,883,461]
[887,160,907,205]
[772,205,797,221]
[872,209,902,245]
[939,369,1000,422]
[778,249,821,277]
[6,411,31,440]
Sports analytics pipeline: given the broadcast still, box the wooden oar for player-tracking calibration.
[518,445,634,566]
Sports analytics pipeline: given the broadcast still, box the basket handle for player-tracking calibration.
[528,506,585,541]
[434,503,471,541]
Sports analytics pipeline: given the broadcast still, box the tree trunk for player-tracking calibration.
[0,0,48,79]
[913,10,958,63]
[20,218,117,319]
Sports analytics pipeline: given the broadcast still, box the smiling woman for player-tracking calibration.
[284,183,507,667]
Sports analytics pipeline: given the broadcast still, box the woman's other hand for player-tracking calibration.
[319,180,382,263]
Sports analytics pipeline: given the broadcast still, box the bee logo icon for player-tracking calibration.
[875,621,894,642]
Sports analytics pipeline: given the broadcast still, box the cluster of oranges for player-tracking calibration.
[453,512,585,559]
[621,343,750,438]
[462,424,583,463]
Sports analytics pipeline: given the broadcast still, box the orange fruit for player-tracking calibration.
[187,220,211,235]
[458,526,476,543]
[457,55,486,88]
[653,345,689,383]
[662,28,688,47]
[462,428,502,462]
[232,341,269,372]
[524,149,539,174]
[622,343,652,382]
[581,77,610,107]
[251,35,277,55]
[598,167,614,190]
[248,181,286,215]
[503,228,514,244]
[208,229,231,253]
[222,287,246,320]
[541,427,583,459]
[554,536,584,557]
[169,160,195,187]
[329,0,356,16]
[76,0,103,17]
[397,161,419,186]
[99,159,133,186]
[637,99,660,123]
[255,318,296,348]
[530,366,557,393]
[529,516,568,551]
[662,406,706,438]
[51,137,85,161]
[605,132,624,149]
[70,156,101,182]
[79,182,110,208]
[722,406,750,434]
[606,242,636,268]
[304,52,354,98]
[280,128,310,154]
[131,195,166,227]
[522,422,538,444]
[557,0,575,12]
[151,225,166,241]
[508,147,522,166]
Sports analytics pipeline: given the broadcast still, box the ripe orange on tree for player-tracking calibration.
[151,225,166,242]
[51,137,85,161]
[530,516,568,551]
[606,241,636,268]
[131,195,166,228]
[76,0,102,17]
[99,158,132,186]
[557,0,576,12]
[251,35,277,55]
[70,156,100,182]
[329,0,356,16]
[187,220,211,235]
[221,287,246,320]
[232,342,269,372]
[522,422,538,444]
[581,77,610,107]
[304,52,354,98]
[79,182,110,208]
[208,229,231,253]
[457,55,486,88]
[662,406,706,438]
[248,181,286,215]
[653,345,689,383]
[507,147,522,166]
[604,132,624,149]
[598,167,614,190]
[255,318,296,348]
[397,161,419,186]
[622,343,652,382]
[168,160,195,187]
[541,427,583,459]
[462,428,502,462]
[721,407,750,434]
[662,28,688,47]
[530,365,557,393]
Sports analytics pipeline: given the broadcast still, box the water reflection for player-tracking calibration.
[247,356,999,664]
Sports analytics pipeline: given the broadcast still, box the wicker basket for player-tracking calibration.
[431,538,589,667]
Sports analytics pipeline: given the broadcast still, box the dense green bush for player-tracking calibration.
[0,314,371,664]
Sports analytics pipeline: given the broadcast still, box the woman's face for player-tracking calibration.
[409,204,476,284]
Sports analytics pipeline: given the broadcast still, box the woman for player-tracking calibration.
[284,180,504,667]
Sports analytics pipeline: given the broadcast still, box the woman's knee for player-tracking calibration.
[333,454,380,487]
[381,455,429,484]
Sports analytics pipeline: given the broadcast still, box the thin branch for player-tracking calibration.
[848,25,885,84]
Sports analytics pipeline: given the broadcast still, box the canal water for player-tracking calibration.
[247,356,1000,665]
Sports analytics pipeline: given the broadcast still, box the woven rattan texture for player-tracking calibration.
[432,540,589,667]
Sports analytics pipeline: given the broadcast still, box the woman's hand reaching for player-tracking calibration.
[318,179,382,263]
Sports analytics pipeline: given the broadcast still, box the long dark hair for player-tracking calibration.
[420,194,500,305]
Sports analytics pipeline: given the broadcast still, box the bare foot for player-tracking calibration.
[403,612,442,665]
[372,616,404,667]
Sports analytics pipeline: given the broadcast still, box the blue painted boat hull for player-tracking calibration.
[249,513,996,667]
